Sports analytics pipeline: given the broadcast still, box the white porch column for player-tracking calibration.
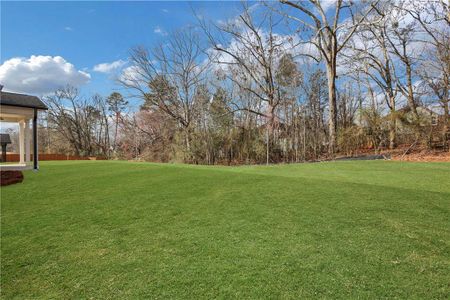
[18,120,25,164]
[25,119,31,162]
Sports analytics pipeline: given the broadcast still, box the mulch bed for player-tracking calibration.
[1,171,24,186]
[392,150,450,162]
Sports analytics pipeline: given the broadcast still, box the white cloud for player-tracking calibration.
[93,59,126,73]
[119,65,144,86]
[64,26,73,31]
[319,0,336,12]
[0,55,90,95]
[154,26,168,36]
[162,9,169,13]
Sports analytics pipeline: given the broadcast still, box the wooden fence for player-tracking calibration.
[5,153,106,162]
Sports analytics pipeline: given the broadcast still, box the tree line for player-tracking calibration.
[41,0,449,164]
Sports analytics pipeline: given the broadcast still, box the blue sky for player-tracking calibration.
[1,1,245,98]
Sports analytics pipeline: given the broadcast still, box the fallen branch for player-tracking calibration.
[400,139,418,160]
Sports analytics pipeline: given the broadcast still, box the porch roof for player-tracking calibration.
[0,91,47,110]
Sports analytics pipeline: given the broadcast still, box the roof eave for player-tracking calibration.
[0,103,48,110]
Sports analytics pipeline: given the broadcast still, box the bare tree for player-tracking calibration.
[200,3,296,164]
[372,2,420,121]
[120,28,209,159]
[45,86,111,156]
[107,92,128,153]
[403,0,449,146]
[344,8,400,149]
[276,0,378,154]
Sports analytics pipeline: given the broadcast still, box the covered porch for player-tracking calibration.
[0,91,48,171]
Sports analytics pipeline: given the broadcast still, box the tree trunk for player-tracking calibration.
[114,113,119,151]
[389,96,396,149]
[444,103,449,130]
[266,126,269,165]
[326,65,338,155]
[389,115,396,149]
[406,64,419,121]
[443,99,449,151]
[184,127,191,162]
[443,74,449,151]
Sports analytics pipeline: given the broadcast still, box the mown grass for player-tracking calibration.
[1,161,449,298]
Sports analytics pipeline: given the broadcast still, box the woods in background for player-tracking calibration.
[41,0,449,164]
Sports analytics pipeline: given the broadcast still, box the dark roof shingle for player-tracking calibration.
[0,91,48,110]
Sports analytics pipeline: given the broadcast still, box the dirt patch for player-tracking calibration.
[1,171,24,186]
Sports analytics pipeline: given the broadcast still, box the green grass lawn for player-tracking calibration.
[1,161,449,298]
